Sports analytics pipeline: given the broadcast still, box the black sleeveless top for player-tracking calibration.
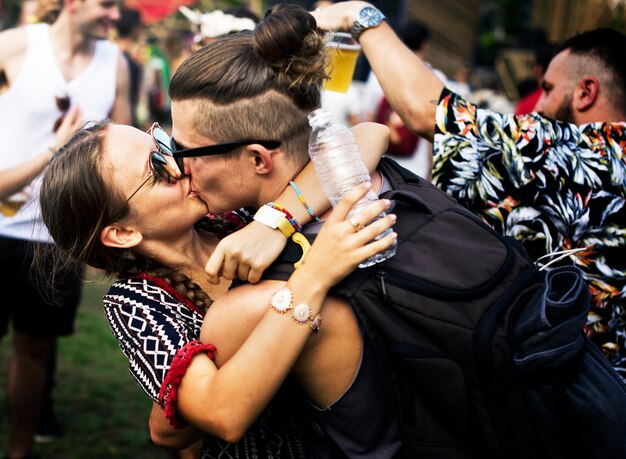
[305,325,402,458]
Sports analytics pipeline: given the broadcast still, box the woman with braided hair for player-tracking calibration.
[39,119,396,458]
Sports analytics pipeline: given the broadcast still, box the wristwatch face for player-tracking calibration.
[254,205,284,229]
[351,6,385,41]
[359,6,384,27]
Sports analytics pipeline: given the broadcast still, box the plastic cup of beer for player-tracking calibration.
[0,198,26,217]
[323,32,361,93]
[0,190,30,217]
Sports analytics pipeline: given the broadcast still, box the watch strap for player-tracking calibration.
[254,205,296,238]
[350,6,386,42]
[276,216,296,238]
[350,21,366,42]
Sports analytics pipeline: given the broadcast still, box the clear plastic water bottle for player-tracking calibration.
[308,108,396,267]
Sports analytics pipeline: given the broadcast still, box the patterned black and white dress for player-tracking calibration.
[104,274,308,458]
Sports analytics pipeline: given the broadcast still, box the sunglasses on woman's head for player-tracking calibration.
[53,93,70,133]
[125,123,182,203]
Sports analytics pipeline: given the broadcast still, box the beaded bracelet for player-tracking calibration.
[289,181,320,222]
[270,287,321,332]
[267,202,302,232]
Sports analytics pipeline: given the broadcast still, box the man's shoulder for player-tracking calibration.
[579,121,626,153]
[577,120,624,139]
[93,38,122,68]
[0,23,31,41]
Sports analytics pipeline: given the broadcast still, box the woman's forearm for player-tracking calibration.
[177,274,328,443]
[149,402,203,450]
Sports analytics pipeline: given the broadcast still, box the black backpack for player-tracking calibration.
[267,157,626,458]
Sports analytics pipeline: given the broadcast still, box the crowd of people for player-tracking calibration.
[1,0,625,458]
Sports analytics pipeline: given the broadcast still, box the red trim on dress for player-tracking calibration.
[158,339,217,428]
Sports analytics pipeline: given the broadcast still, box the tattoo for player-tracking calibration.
[429,100,438,106]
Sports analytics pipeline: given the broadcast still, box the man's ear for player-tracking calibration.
[100,224,143,249]
[574,77,599,112]
[245,144,276,175]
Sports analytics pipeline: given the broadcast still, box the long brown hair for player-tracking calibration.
[169,3,328,166]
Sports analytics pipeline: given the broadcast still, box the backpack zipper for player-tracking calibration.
[378,272,389,301]
[375,265,514,301]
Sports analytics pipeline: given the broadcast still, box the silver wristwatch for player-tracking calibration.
[350,6,386,42]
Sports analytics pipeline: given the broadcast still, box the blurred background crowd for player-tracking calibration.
[3,0,624,174]
[2,0,624,125]
[0,0,625,458]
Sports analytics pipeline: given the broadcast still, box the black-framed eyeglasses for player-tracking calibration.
[126,123,182,203]
[170,137,281,173]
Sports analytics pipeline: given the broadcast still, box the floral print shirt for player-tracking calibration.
[432,88,626,376]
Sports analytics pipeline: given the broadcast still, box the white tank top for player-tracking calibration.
[0,23,119,242]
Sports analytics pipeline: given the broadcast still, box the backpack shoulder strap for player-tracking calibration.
[378,156,423,188]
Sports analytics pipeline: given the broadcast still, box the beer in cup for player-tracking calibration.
[323,32,361,93]
[0,189,30,217]
[0,195,27,217]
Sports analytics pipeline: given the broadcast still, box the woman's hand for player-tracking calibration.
[206,221,288,284]
[300,182,396,291]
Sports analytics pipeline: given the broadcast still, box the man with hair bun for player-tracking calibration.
[155,4,403,457]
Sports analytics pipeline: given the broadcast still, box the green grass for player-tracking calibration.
[0,269,173,458]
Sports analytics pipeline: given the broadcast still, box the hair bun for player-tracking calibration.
[253,4,326,97]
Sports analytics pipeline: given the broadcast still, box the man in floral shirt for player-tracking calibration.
[313,3,626,375]
[433,29,626,373]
